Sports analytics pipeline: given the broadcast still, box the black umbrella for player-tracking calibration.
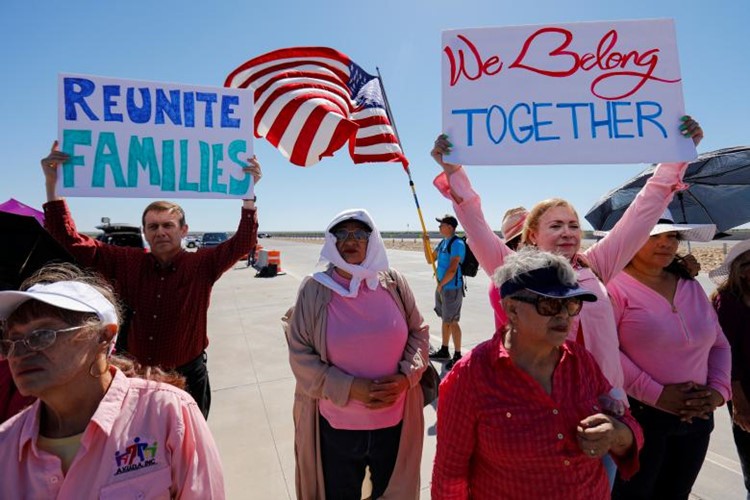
[585,146,750,233]
[0,211,75,290]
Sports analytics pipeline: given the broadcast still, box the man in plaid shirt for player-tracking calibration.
[39,142,261,418]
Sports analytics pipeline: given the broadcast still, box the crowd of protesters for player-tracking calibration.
[0,114,747,499]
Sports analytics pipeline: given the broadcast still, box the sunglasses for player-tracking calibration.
[333,229,371,242]
[511,295,583,317]
[0,325,86,359]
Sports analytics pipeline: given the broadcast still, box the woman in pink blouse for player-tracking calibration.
[608,217,731,499]
[0,263,224,499]
[283,209,429,499]
[430,116,704,399]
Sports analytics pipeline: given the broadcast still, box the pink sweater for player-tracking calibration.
[319,272,408,430]
[608,272,731,406]
[433,162,689,393]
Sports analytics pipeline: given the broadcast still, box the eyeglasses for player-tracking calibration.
[511,295,583,317]
[333,229,371,242]
[0,325,86,359]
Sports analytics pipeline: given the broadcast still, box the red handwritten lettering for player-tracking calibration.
[444,34,504,86]
[510,27,680,100]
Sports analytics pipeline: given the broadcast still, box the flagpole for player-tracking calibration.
[376,67,438,279]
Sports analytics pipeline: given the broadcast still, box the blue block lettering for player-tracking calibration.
[60,129,92,187]
[228,140,250,195]
[155,89,182,126]
[211,144,228,194]
[64,77,99,121]
[103,85,123,122]
[161,140,176,191]
[178,140,198,192]
[126,87,152,124]
[220,95,240,128]
[92,132,126,188]
[127,136,160,187]
[196,93,218,128]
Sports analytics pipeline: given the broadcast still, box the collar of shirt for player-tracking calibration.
[17,368,130,462]
[149,250,186,272]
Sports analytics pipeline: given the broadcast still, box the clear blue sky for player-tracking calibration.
[1,1,747,232]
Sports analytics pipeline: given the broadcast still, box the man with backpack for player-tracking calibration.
[429,215,466,370]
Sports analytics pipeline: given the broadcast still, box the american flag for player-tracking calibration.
[225,47,408,168]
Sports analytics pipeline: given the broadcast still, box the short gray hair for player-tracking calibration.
[492,247,577,295]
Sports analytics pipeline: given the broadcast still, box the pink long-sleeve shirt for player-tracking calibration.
[319,271,408,430]
[433,162,689,393]
[608,272,732,406]
[0,368,225,499]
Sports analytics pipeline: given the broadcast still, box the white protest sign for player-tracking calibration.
[442,19,695,165]
[58,74,254,198]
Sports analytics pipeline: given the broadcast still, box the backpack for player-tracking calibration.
[446,236,479,278]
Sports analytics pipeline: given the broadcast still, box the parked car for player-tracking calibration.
[258,233,272,238]
[201,232,228,248]
[183,235,201,249]
[96,223,149,252]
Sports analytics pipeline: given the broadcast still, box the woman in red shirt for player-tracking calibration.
[432,248,643,499]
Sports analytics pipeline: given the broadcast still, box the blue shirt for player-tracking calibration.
[436,236,466,290]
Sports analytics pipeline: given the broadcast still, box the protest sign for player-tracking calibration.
[58,74,254,198]
[442,19,695,165]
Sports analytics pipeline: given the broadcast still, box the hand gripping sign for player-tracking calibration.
[442,19,695,166]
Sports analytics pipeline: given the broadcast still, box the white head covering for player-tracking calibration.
[709,239,750,285]
[312,208,389,297]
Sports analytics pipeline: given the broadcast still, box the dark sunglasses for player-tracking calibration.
[333,229,371,242]
[511,295,583,317]
[0,325,86,359]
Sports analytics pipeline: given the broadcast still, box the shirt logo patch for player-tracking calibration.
[114,437,159,476]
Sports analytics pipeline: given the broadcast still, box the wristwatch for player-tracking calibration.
[243,195,257,202]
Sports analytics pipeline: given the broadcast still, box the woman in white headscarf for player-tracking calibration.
[283,208,429,500]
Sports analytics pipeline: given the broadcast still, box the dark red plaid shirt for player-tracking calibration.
[0,360,34,423]
[44,200,257,368]
[432,334,643,500]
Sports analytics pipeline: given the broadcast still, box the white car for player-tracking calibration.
[183,236,201,249]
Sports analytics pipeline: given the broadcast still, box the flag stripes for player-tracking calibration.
[225,47,407,167]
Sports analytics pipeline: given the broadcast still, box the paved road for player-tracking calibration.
[205,239,745,499]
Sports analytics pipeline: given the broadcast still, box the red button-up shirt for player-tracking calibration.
[0,360,34,423]
[432,334,643,500]
[44,200,257,368]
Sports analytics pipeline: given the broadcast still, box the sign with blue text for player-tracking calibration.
[58,74,254,198]
[442,19,695,166]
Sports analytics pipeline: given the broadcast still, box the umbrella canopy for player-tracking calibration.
[585,146,750,233]
[0,198,44,225]
[0,211,75,290]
